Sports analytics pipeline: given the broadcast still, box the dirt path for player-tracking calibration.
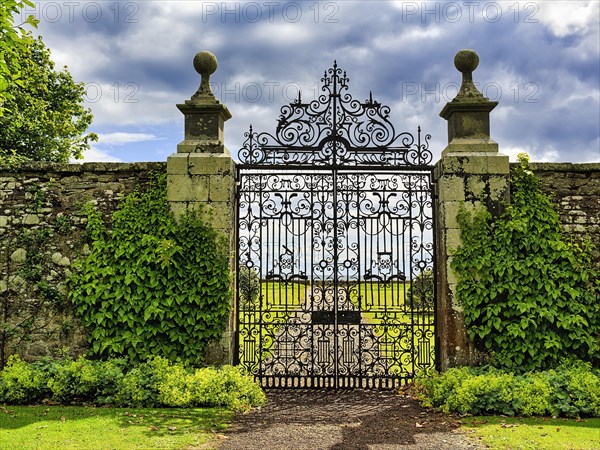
[217,390,485,450]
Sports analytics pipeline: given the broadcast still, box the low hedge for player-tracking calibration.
[0,355,266,411]
[414,361,600,418]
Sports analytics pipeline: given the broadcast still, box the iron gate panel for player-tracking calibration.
[235,63,436,389]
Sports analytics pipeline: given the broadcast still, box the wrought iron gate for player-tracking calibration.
[235,63,436,389]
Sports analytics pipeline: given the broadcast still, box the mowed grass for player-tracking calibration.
[462,416,600,450]
[260,281,308,309]
[356,281,408,309]
[0,405,232,450]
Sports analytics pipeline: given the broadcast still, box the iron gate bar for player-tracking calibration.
[235,62,436,389]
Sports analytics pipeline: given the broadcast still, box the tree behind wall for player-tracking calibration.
[0,35,96,162]
[0,1,38,116]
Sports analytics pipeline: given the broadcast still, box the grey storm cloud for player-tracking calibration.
[28,0,599,163]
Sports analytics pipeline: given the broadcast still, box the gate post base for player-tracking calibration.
[434,152,509,370]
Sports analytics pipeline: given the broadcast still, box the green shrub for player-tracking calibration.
[68,173,231,366]
[157,363,267,410]
[415,361,600,418]
[452,153,600,372]
[0,355,48,404]
[449,370,516,415]
[542,361,600,417]
[187,365,267,411]
[46,357,126,404]
[513,373,553,416]
[156,363,193,407]
[417,365,471,410]
[115,356,172,408]
[0,355,266,411]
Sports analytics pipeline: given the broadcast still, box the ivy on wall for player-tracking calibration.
[68,174,231,365]
[452,154,600,372]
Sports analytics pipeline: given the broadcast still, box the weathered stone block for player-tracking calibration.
[168,201,192,222]
[52,252,70,266]
[443,201,477,229]
[10,248,27,263]
[188,153,234,176]
[202,203,233,230]
[209,175,234,202]
[442,139,499,155]
[446,260,460,285]
[439,152,509,175]
[488,176,509,201]
[438,176,465,202]
[177,140,225,154]
[445,228,462,253]
[167,174,209,202]
[22,214,40,225]
[27,342,49,357]
[466,176,487,198]
[203,331,233,365]
[167,154,189,175]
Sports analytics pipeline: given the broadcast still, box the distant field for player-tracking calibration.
[256,281,410,309]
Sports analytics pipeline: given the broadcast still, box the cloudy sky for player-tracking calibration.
[23,1,600,163]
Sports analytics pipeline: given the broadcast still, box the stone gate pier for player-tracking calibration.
[434,50,510,370]
[166,51,236,364]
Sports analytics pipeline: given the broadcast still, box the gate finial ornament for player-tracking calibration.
[176,50,231,153]
[191,51,218,101]
[454,49,484,100]
[439,49,498,144]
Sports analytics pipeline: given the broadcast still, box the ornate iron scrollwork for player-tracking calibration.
[364,251,407,284]
[239,61,432,167]
[266,245,308,283]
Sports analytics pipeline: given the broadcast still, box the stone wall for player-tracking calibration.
[0,162,165,366]
[1,159,597,368]
[528,162,600,267]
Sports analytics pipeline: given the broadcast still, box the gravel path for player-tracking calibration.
[216,390,486,450]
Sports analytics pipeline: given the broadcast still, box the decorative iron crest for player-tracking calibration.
[238,62,432,167]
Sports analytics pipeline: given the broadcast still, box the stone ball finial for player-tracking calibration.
[454,49,479,74]
[453,49,484,101]
[191,51,218,102]
[193,51,218,77]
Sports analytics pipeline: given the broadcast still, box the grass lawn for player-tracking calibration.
[260,281,308,307]
[461,416,600,450]
[0,405,233,450]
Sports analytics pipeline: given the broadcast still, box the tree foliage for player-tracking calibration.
[68,174,231,365]
[452,153,600,372]
[0,0,38,116]
[0,34,96,162]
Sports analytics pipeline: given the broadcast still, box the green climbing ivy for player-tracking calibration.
[452,153,600,372]
[67,173,231,365]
